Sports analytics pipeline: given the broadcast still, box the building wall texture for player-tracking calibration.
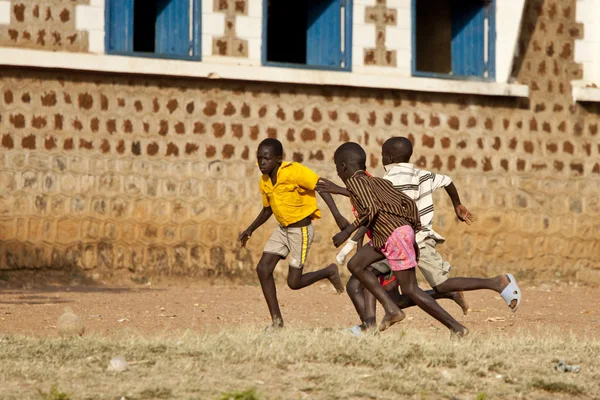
[0,0,599,283]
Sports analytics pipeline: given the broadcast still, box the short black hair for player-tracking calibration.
[334,142,367,169]
[382,137,413,162]
[258,138,283,157]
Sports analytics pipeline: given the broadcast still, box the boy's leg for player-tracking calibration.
[421,237,514,310]
[384,225,467,335]
[346,275,368,323]
[395,268,468,336]
[287,263,342,291]
[418,239,469,314]
[373,259,463,312]
[433,276,509,295]
[347,245,405,331]
[257,252,285,327]
[285,225,344,293]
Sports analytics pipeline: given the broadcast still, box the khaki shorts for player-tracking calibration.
[369,238,451,287]
[264,224,314,268]
[418,238,451,287]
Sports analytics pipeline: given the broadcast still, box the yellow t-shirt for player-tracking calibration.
[259,162,321,227]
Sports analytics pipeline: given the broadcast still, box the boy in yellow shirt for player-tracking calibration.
[240,138,348,329]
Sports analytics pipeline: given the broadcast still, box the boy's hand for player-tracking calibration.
[455,205,475,225]
[334,214,350,230]
[239,229,253,248]
[316,178,348,196]
[332,228,352,248]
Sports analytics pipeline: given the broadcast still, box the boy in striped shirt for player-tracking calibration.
[376,137,521,312]
[326,142,468,334]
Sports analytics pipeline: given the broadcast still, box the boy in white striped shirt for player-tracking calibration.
[320,137,522,332]
[375,137,522,314]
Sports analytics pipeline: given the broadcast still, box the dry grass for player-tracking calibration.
[0,328,598,400]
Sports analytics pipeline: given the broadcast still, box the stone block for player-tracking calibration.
[56,218,79,244]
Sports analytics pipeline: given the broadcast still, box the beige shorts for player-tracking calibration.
[369,238,451,287]
[263,224,314,268]
[418,238,451,287]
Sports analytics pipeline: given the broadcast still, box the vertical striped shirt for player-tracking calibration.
[347,171,421,249]
[383,163,452,245]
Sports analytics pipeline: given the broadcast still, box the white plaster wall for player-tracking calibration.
[495,0,526,83]
[202,0,262,65]
[575,0,600,83]
[0,0,12,25]
[75,0,106,54]
[352,0,412,76]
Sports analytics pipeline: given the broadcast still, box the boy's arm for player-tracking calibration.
[318,191,350,230]
[292,164,350,229]
[444,182,475,225]
[316,178,350,197]
[332,177,378,247]
[335,225,369,265]
[240,206,273,248]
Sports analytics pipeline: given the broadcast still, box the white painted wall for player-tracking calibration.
[3,0,528,86]
[202,0,262,65]
[495,0,526,83]
[575,0,600,84]
[0,0,11,25]
[352,0,412,76]
[75,0,106,54]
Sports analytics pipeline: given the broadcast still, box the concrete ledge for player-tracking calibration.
[572,82,600,102]
[0,48,530,98]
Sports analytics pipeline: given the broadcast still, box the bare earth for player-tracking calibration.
[1,278,598,338]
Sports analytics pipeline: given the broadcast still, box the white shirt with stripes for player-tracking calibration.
[382,163,452,246]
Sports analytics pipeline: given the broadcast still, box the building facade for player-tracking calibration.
[0,0,598,283]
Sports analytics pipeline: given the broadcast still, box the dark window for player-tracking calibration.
[264,0,352,70]
[413,0,495,79]
[107,0,201,59]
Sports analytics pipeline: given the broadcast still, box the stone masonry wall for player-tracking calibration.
[0,0,90,52]
[0,0,599,283]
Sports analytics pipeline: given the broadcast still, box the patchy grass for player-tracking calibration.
[0,328,598,400]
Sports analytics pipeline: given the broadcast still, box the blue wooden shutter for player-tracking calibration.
[451,1,485,77]
[156,0,190,56]
[306,0,342,67]
[107,0,134,53]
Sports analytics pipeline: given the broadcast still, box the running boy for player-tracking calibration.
[327,142,468,335]
[240,138,348,330]
[323,137,522,325]
[376,137,521,311]
[336,172,466,332]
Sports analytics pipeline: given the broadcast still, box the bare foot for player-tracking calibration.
[326,263,345,294]
[451,291,470,315]
[265,318,284,332]
[450,326,470,338]
[378,310,405,332]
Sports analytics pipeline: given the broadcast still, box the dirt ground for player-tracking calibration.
[0,275,598,338]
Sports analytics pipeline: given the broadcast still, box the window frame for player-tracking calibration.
[261,0,353,72]
[411,0,496,81]
[105,0,202,61]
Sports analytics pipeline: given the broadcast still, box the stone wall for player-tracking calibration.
[0,0,599,283]
[0,0,90,52]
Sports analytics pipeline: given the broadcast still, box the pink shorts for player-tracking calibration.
[380,226,418,272]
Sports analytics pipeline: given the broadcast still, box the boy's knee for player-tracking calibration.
[347,258,363,275]
[346,277,361,294]
[256,262,271,280]
[287,275,301,290]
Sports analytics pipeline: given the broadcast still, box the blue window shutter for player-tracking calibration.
[156,0,190,56]
[451,2,485,77]
[107,0,134,52]
[306,0,342,67]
